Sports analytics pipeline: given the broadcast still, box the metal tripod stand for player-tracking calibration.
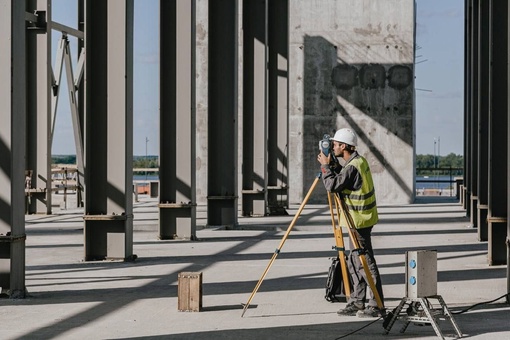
[241,173,383,317]
[383,295,463,339]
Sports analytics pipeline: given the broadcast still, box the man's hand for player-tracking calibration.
[317,151,331,166]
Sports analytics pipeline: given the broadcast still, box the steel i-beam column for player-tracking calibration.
[507,0,510,300]
[159,0,196,239]
[77,0,85,207]
[26,0,52,214]
[207,0,238,227]
[83,0,134,261]
[464,0,472,213]
[242,0,268,217]
[469,0,480,230]
[0,0,27,298]
[488,0,508,265]
[267,0,289,214]
[241,0,289,217]
[477,0,490,241]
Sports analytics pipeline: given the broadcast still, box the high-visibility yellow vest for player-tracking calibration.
[340,157,378,228]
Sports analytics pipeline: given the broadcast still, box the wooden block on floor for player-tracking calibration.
[178,272,202,312]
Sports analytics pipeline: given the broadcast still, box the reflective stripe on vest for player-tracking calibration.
[340,156,378,228]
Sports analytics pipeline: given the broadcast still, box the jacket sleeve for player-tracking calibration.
[321,163,359,193]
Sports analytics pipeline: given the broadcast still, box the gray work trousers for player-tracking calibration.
[347,226,385,308]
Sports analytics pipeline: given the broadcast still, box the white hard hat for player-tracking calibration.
[332,128,358,146]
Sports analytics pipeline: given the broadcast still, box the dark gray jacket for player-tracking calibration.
[320,151,363,193]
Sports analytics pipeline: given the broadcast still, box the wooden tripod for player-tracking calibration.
[334,193,384,310]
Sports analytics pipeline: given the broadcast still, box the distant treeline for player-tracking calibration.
[416,153,463,176]
[133,155,159,169]
[52,155,76,165]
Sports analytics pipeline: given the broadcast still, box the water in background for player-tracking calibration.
[134,175,456,189]
[415,175,461,197]
[134,174,159,182]
[133,175,459,196]
[415,175,455,189]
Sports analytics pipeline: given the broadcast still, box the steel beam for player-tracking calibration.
[267,0,289,215]
[26,0,52,214]
[207,0,238,227]
[242,0,288,217]
[159,0,196,239]
[505,0,510,304]
[469,0,480,230]
[25,2,85,214]
[83,0,134,261]
[477,0,490,241]
[62,37,85,187]
[77,0,85,207]
[508,0,510,301]
[464,0,471,214]
[0,0,27,298]
[488,0,508,265]
[242,0,268,217]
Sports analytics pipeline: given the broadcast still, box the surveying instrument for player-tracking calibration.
[241,141,384,317]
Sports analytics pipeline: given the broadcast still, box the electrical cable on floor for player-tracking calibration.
[452,292,510,315]
[333,292,510,339]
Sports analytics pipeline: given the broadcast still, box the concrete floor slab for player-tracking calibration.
[1,195,509,339]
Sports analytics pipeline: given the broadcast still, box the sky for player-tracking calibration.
[51,0,464,157]
[414,0,465,156]
[51,0,160,156]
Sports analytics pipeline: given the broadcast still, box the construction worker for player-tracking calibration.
[317,128,385,318]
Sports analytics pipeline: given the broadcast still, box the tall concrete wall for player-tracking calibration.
[195,0,415,207]
[288,0,416,205]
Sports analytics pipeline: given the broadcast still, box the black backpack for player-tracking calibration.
[325,256,352,302]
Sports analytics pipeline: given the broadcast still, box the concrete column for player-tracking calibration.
[159,0,196,239]
[477,0,490,241]
[26,0,52,214]
[207,0,238,227]
[83,0,134,261]
[0,0,27,298]
[488,0,508,265]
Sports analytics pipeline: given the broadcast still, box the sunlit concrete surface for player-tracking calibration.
[1,195,509,339]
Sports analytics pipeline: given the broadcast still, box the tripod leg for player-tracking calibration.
[328,192,351,297]
[335,194,384,310]
[241,175,321,317]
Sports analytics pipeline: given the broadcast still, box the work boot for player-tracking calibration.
[337,302,364,316]
[357,305,386,318]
